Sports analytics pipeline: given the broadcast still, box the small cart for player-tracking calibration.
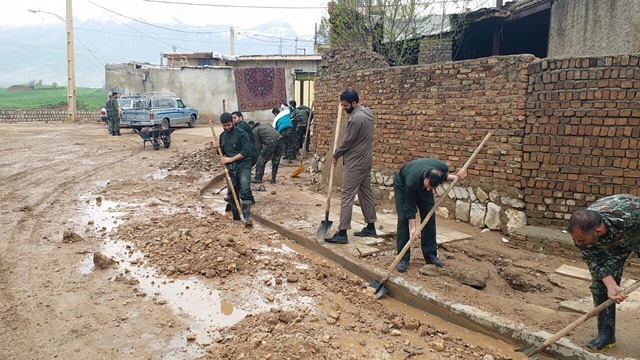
[134,128,175,150]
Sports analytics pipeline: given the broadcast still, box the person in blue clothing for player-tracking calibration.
[272,105,297,164]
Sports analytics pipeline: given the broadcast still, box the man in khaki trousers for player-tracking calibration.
[325,89,377,244]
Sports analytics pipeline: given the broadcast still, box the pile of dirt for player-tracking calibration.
[6,85,30,92]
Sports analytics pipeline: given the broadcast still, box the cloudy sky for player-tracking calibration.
[7,0,330,36]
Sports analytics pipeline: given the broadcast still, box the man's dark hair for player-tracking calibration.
[231,111,243,118]
[247,120,256,127]
[423,169,444,188]
[568,210,603,233]
[289,100,297,108]
[272,108,280,116]
[340,89,359,104]
[112,91,119,97]
[220,112,233,123]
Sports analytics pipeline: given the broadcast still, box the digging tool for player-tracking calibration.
[316,103,343,240]
[371,132,493,299]
[207,116,251,227]
[290,102,314,178]
[516,280,640,359]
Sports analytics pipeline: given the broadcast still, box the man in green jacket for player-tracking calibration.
[394,158,467,272]
[213,113,254,224]
[568,194,640,353]
[231,111,258,166]
[249,121,284,184]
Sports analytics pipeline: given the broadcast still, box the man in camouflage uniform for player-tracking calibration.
[231,111,258,167]
[248,121,284,184]
[106,91,123,136]
[568,194,640,353]
[213,112,254,225]
[289,100,311,153]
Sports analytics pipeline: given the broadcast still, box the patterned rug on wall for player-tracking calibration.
[234,67,286,112]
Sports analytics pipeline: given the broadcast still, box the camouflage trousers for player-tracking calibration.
[256,136,284,169]
[280,127,297,161]
[107,115,120,134]
[589,250,640,295]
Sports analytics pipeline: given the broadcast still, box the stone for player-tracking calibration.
[435,207,449,219]
[505,209,527,234]
[63,230,84,243]
[467,187,477,202]
[469,203,486,228]
[93,252,116,269]
[453,186,468,200]
[484,202,501,230]
[488,190,500,203]
[404,318,420,330]
[476,187,488,203]
[383,174,394,186]
[375,171,383,184]
[501,196,525,209]
[176,264,190,273]
[455,201,470,222]
[429,339,445,351]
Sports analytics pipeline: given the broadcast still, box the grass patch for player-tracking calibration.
[0,87,106,111]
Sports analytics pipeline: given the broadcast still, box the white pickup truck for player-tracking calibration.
[121,92,198,130]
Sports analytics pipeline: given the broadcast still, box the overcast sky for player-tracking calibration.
[8,0,495,37]
[7,0,330,37]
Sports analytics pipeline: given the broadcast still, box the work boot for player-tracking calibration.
[241,200,252,226]
[397,259,408,273]
[426,253,444,267]
[586,293,616,352]
[252,164,265,183]
[354,226,377,237]
[269,165,278,184]
[116,130,121,136]
[231,204,241,221]
[324,231,348,244]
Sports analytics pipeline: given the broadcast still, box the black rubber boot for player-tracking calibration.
[251,164,264,183]
[241,200,252,226]
[269,165,278,184]
[586,293,616,352]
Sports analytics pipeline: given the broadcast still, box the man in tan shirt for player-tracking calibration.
[325,89,377,244]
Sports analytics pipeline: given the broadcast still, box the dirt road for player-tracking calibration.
[0,122,524,359]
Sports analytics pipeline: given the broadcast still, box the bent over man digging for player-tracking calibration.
[394,158,467,272]
[325,89,377,244]
[568,194,640,353]
[213,112,254,224]
[249,120,284,184]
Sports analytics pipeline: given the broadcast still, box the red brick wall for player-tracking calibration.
[524,56,640,226]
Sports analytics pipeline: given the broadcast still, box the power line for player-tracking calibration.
[142,0,327,9]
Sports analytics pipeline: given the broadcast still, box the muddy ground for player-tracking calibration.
[0,122,636,359]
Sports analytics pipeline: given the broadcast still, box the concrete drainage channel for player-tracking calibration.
[200,176,617,360]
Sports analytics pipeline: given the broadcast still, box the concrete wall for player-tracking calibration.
[105,63,295,123]
[548,0,640,57]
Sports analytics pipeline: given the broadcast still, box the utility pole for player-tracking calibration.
[279,38,283,55]
[294,37,298,55]
[230,27,235,55]
[66,0,77,122]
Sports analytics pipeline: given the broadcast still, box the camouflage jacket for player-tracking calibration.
[579,194,640,281]
[291,106,310,128]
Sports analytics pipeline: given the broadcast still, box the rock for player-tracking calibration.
[484,202,502,230]
[176,264,190,273]
[63,230,84,243]
[329,312,340,320]
[287,275,299,283]
[403,318,420,330]
[475,187,488,203]
[186,333,196,341]
[505,209,527,234]
[435,207,449,219]
[93,252,116,269]
[326,317,337,325]
[391,329,402,336]
[375,171,383,184]
[383,175,394,186]
[469,203,486,228]
[488,190,500,203]
[417,326,428,337]
[453,186,468,200]
[501,196,525,209]
[467,187,477,202]
[455,201,470,222]
[429,339,445,352]
[483,356,494,360]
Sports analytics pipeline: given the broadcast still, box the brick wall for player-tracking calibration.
[314,55,534,197]
[524,56,640,226]
[312,52,640,230]
[0,110,101,123]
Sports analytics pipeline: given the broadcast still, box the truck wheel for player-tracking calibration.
[161,118,170,130]
[164,141,171,148]
[188,114,196,128]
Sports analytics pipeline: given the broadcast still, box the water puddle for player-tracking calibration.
[79,194,313,357]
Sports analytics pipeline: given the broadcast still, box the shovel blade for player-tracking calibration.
[316,220,333,241]
[290,165,304,178]
[514,344,539,358]
[369,280,389,299]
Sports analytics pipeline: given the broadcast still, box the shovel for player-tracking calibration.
[371,132,492,299]
[290,102,314,178]
[316,103,343,240]
[208,116,251,227]
[516,280,640,359]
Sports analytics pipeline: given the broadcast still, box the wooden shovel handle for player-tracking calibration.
[382,132,493,283]
[325,103,343,214]
[300,101,314,160]
[208,116,245,226]
[528,280,640,357]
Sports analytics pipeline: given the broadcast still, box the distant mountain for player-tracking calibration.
[0,19,315,88]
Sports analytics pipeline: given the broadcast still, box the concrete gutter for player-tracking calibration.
[199,177,625,360]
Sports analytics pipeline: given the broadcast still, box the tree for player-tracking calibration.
[52,82,58,88]
[26,80,37,90]
[319,0,482,66]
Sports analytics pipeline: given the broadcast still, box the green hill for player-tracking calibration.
[0,87,106,110]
